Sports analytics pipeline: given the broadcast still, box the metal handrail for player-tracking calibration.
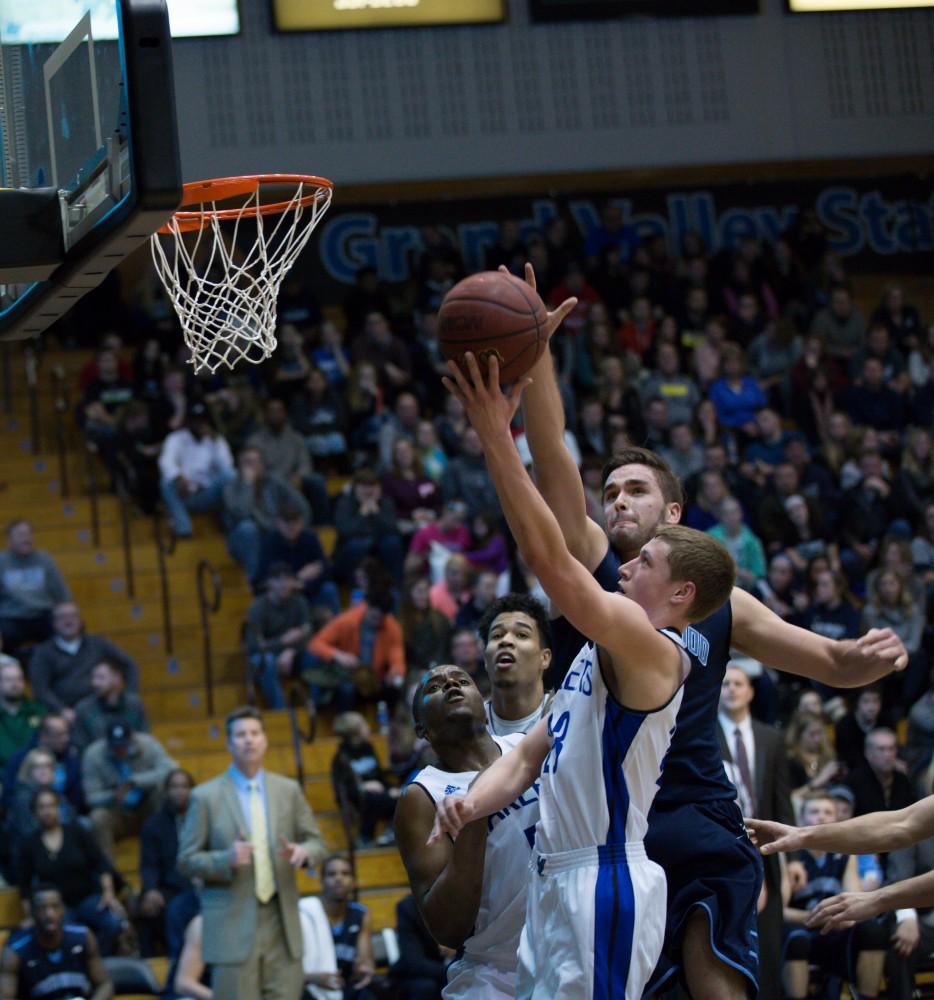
[152,510,177,656]
[114,469,135,599]
[84,442,101,547]
[2,345,12,415]
[50,365,71,498]
[196,559,222,716]
[286,683,312,788]
[24,348,39,454]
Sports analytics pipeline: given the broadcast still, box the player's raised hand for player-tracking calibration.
[854,627,908,673]
[426,794,477,845]
[442,352,529,441]
[805,890,880,934]
[499,262,577,341]
[743,818,803,855]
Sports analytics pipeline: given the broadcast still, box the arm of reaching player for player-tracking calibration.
[395,783,491,950]
[508,264,606,570]
[746,794,934,857]
[805,871,934,935]
[730,587,907,687]
[444,353,680,697]
[428,718,551,844]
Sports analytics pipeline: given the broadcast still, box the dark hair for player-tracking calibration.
[365,588,394,615]
[6,518,30,536]
[322,851,354,878]
[164,768,195,791]
[353,467,379,486]
[477,594,552,651]
[93,657,125,678]
[30,884,63,908]
[30,786,61,815]
[601,447,684,508]
[279,505,306,524]
[225,705,264,738]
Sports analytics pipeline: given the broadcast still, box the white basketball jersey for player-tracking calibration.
[536,636,688,854]
[409,734,539,970]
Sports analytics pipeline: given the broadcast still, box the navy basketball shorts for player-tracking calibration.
[643,797,763,997]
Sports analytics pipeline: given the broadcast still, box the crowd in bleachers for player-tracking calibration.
[1,197,933,997]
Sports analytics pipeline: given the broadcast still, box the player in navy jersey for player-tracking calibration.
[431,354,736,999]
[0,886,112,1000]
[512,264,908,1000]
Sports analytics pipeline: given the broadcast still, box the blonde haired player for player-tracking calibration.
[429,354,735,999]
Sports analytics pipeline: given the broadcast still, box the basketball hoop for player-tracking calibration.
[150,173,333,374]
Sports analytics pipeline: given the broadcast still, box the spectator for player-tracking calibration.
[841,357,907,443]
[257,509,341,616]
[441,427,500,517]
[810,284,866,361]
[782,434,840,515]
[683,470,729,532]
[691,318,727,390]
[16,788,125,957]
[148,366,190,440]
[247,397,330,525]
[222,446,309,583]
[782,792,886,1000]
[746,319,800,406]
[846,728,915,867]
[404,500,469,579]
[639,342,701,427]
[785,709,842,806]
[78,346,134,470]
[0,659,45,768]
[885,820,934,1000]
[380,438,440,537]
[803,569,861,644]
[245,563,313,710]
[752,553,808,625]
[307,591,405,707]
[660,422,705,482]
[389,893,450,1000]
[312,321,351,389]
[28,602,139,720]
[166,915,211,1000]
[158,403,235,538]
[1,884,114,997]
[707,497,766,592]
[345,361,384,453]
[596,355,645,443]
[708,344,767,435]
[72,659,148,751]
[434,393,468,458]
[834,686,884,774]
[377,392,421,473]
[351,311,412,397]
[464,511,510,579]
[138,769,199,959]
[448,627,489,697]
[332,470,404,584]
[907,322,934,389]
[743,408,790,472]
[429,554,471,624]
[343,266,393,335]
[289,367,349,467]
[861,570,926,705]
[838,451,897,580]
[270,326,312,399]
[693,398,736,457]
[780,494,838,576]
[642,397,669,452]
[0,520,71,655]
[906,668,934,783]
[331,712,398,848]
[414,420,447,483]
[79,331,132,389]
[302,854,377,1000]
[115,401,162,514]
[583,201,638,264]
[575,397,609,460]
[454,570,499,632]
[895,427,934,527]
[911,500,934,597]
[870,284,922,352]
[850,322,908,389]
[82,720,177,859]
[1,713,83,818]
[398,577,451,674]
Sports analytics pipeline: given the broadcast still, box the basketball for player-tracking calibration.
[437,271,549,382]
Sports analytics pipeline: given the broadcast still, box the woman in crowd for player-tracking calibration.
[708,343,767,436]
[753,553,809,625]
[428,553,471,624]
[331,713,398,849]
[464,510,510,581]
[17,787,126,956]
[345,362,384,454]
[290,366,349,466]
[862,569,926,706]
[414,419,447,483]
[781,494,839,577]
[785,710,843,807]
[596,354,645,443]
[707,496,766,592]
[895,426,934,526]
[380,437,440,538]
[397,575,450,674]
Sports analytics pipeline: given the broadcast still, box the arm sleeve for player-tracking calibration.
[101,640,140,693]
[44,555,71,603]
[27,649,65,713]
[139,820,162,893]
[176,790,234,883]
[158,434,181,480]
[308,616,342,661]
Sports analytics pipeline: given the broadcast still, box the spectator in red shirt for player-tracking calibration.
[404,500,469,578]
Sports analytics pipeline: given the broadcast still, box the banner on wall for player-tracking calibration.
[303,173,933,296]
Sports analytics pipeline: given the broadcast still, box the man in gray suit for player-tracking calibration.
[718,665,797,1000]
[177,706,326,999]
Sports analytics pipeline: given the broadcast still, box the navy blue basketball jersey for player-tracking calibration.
[549,543,738,806]
[331,901,367,981]
[792,851,849,911]
[11,925,94,1000]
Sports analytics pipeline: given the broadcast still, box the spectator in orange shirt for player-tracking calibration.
[306,591,405,707]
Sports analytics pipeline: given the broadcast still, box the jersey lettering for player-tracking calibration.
[487,782,541,832]
[562,655,593,696]
[682,626,710,666]
[543,711,570,775]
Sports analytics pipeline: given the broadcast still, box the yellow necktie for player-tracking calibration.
[249,781,275,903]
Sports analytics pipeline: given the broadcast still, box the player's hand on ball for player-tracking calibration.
[442,352,528,441]
[743,818,803,855]
[805,890,879,933]
[427,795,476,845]
[854,627,908,673]
[499,262,577,342]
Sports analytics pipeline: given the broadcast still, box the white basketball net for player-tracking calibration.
[150,179,332,373]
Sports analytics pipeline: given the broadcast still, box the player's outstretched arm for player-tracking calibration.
[444,354,678,704]
[395,785,489,950]
[429,718,551,844]
[730,587,907,687]
[807,871,934,934]
[747,795,934,857]
[509,264,606,570]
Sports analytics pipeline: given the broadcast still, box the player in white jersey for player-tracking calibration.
[396,663,540,999]
[479,595,554,737]
[430,354,737,999]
